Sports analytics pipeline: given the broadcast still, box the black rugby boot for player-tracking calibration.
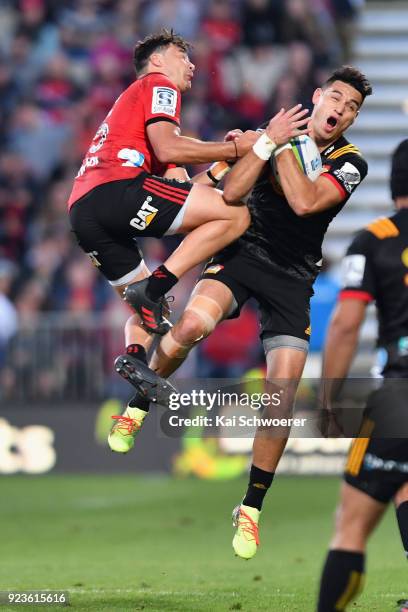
[114,353,177,406]
[124,278,172,335]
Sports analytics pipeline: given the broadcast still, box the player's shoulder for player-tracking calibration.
[365,214,401,240]
[348,214,400,254]
[324,135,367,171]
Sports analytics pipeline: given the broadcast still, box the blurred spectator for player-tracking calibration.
[268,42,318,115]
[241,0,284,48]
[142,0,202,39]
[202,0,240,54]
[8,101,72,180]
[0,151,39,262]
[0,258,18,366]
[331,0,365,63]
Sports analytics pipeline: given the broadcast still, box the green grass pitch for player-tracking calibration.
[0,475,406,611]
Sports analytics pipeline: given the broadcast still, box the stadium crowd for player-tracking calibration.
[0,0,363,398]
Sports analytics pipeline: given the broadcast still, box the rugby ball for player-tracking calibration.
[271,134,322,184]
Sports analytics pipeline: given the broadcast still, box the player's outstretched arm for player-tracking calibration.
[322,299,367,380]
[223,105,310,204]
[320,299,367,415]
[147,121,258,165]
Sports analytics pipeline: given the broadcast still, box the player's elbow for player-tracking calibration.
[154,144,173,164]
[222,184,242,205]
[292,201,314,217]
[152,136,181,164]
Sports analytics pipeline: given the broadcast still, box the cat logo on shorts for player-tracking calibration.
[130,196,158,231]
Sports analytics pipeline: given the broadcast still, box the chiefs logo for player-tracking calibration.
[205,264,224,274]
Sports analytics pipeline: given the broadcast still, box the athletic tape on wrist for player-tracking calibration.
[274,142,292,157]
[207,161,231,185]
[252,132,277,160]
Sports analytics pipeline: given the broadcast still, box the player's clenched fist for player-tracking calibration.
[234,130,260,156]
[265,104,310,146]
[223,129,243,143]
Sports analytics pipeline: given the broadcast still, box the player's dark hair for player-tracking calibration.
[323,65,373,103]
[133,29,191,75]
[391,139,408,200]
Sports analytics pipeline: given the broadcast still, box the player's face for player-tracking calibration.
[162,44,195,92]
[310,81,363,145]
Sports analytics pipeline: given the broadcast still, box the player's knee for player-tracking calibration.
[238,206,251,232]
[181,293,225,341]
[225,205,250,238]
[334,502,368,544]
[175,310,208,346]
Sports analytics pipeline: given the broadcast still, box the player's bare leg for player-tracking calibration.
[233,347,307,560]
[124,185,249,333]
[251,347,307,471]
[109,263,160,453]
[117,279,233,400]
[317,483,386,611]
[111,279,232,451]
[150,279,235,377]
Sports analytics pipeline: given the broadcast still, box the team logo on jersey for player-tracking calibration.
[130,196,158,231]
[333,162,361,193]
[341,254,366,287]
[205,264,224,274]
[152,87,177,116]
[89,122,109,153]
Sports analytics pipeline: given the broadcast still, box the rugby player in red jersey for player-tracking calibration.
[69,29,258,336]
[69,29,309,452]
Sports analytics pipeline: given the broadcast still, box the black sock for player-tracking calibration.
[317,549,365,612]
[146,265,178,301]
[128,391,149,413]
[397,501,408,559]
[126,343,147,364]
[242,465,275,511]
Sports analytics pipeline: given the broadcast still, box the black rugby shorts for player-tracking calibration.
[344,381,408,503]
[201,245,313,344]
[69,175,193,284]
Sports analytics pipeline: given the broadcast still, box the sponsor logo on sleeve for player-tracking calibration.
[341,254,366,287]
[151,86,177,116]
[334,162,361,193]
